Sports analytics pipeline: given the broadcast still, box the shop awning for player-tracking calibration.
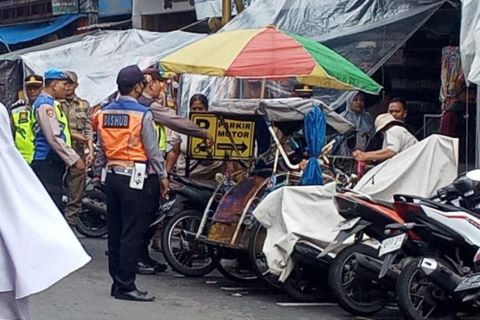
[0,14,85,46]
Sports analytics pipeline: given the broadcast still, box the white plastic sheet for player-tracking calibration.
[254,135,459,280]
[460,0,480,85]
[21,29,206,106]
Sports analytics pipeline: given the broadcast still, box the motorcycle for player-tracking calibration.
[294,187,411,313]
[379,169,480,320]
[153,173,217,277]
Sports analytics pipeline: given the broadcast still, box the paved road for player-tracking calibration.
[30,237,404,320]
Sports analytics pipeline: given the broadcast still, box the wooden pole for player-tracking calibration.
[222,0,232,25]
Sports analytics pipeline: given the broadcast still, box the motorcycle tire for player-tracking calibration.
[214,255,258,284]
[396,257,456,320]
[329,243,386,316]
[162,210,216,277]
[248,222,281,289]
[74,189,108,238]
[282,263,328,302]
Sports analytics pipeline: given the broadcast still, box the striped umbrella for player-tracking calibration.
[159,26,381,94]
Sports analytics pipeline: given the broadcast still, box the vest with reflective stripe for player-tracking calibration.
[97,99,149,163]
[31,94,72,161]
[138,95,167,152]
[11,106,34,163]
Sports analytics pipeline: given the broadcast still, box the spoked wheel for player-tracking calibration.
[396,258,456,320]
[248,222,281,288]
[282,263,328,302]
[74,189,108,238]
[162,210,216,277]
[329,244,387,316]
[214,252,258,283]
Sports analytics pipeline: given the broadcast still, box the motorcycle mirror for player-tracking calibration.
[466,169,480,182]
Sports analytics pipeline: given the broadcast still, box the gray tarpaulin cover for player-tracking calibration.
[21,29,206,106]
[184,0,446,108]
[210,98,354,134]
[254,135,458,280]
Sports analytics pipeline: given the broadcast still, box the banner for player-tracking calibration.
[52,0,79,15]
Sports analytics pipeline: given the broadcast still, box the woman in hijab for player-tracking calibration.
[0,104,90,319]
[335,92,374,156]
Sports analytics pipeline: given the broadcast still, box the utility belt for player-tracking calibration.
[105,161,153,190]
[107,165,134,176]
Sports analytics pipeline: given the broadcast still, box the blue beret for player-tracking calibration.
[44,68,67,80]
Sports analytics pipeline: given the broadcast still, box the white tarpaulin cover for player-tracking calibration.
[21,29,206,106]
[254,135,459,280]
[460,0,480,85]
[194,0,255,19]
[0,104,90,317]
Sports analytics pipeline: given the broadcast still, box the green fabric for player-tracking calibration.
[12,108,34,163]
[156,124,167,151]
[54,102,72,148]
[286,31,382,95]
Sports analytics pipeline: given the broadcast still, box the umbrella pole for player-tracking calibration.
[260,79,266,99]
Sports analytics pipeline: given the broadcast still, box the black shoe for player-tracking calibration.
[114,289,155,302]
[154,263,168,273]
[145,257,168,273]
[137,261,156,275]
[111,284,147,297]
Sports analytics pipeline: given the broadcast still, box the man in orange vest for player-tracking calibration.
[94,65,168,302]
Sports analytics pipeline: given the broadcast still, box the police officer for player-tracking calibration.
[59,71,94,224]
[137,68,209,274]
[94,65,168,302]
[31,68,85,212]
[10,74,44,163]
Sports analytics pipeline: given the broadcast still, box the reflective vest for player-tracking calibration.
[11,106,34,163]
[138,95,167,152]
[31,94,72,161]
[97,99,149,164]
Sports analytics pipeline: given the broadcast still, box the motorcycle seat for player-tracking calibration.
[347,192,394,209]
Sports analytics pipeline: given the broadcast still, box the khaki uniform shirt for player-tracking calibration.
[383,125,418,154]
[59,96,93,139]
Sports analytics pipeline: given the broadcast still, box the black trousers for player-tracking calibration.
[106,173,159,292]
[31,153,65,213]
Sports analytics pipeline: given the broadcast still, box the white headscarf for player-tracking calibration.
[0,104,90,298]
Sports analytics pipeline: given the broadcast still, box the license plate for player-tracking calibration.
[455,273,480,292]
[379,233,406,257]
[336,217,361,231]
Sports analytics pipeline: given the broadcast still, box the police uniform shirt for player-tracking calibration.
[34,92,79,166]
[94,96,167,179]
[59,95,93,139]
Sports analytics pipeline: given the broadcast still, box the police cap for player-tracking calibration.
[64,71,78,84]
[117,65,144,88]
[24,74,43,87]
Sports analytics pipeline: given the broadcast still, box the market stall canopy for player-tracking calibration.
[160,26,382,95]
[21,29,206,106]
[210,98,354,134]
[461,0,480,85]
[0,14,85,46]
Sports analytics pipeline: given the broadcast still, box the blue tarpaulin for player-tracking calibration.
[0,14,85,45]
[300,105,326,186]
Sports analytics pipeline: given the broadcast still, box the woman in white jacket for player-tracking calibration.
[0,103,90,319]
